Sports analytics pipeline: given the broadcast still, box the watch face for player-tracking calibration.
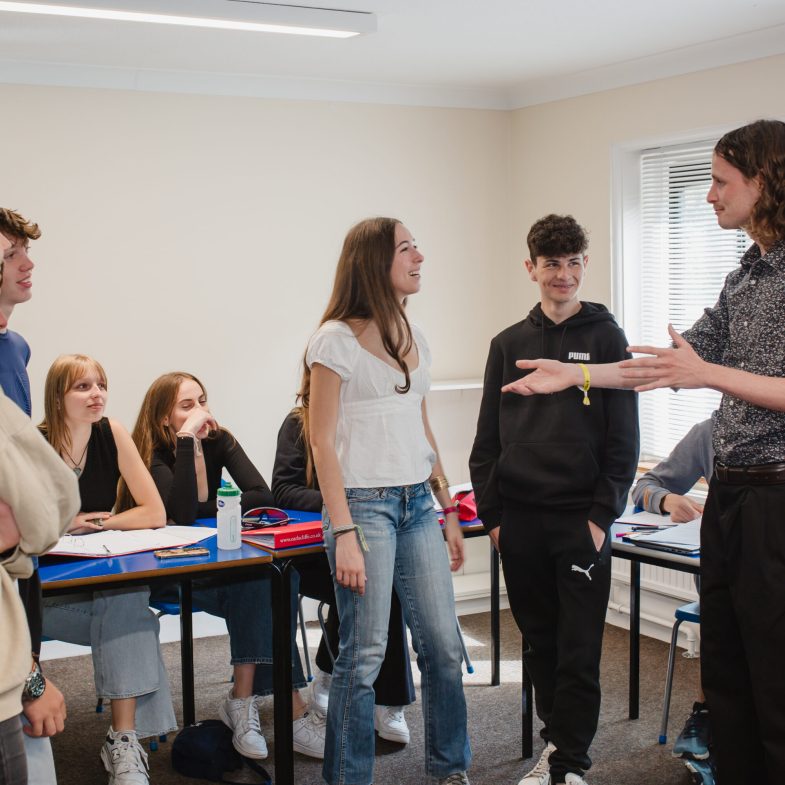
[24,670,46,700]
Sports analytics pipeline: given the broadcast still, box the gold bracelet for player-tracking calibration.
[578,363,591,406]
[429,475,449,493]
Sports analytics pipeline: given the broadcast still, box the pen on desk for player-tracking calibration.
[103,544,111,554]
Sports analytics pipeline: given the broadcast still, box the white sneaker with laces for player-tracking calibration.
[518,741,555,785]
[374,705,410,744]
[560,774,588,785]
[310,668,332,713]
[219,690,268,759]
[293,709,326,759]
[100,728,149,785]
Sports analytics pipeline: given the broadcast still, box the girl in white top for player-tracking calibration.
[305,217,471,785]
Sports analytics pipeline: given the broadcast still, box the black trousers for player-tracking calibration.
[295,553,415,707]
[500,507,611,782]
[700,477,785,785]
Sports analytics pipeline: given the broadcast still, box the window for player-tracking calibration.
[617,139,748,461]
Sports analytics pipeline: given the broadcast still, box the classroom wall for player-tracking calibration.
[506,52,785,324]
[0,84,511,478]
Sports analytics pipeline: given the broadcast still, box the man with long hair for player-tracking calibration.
[503,119,785,784]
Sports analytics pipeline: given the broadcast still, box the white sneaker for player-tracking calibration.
[293,709,326,759]
[219,691,268,759]
[310,668,332,713]
[560,775,588,785]
[374,705,410,744]
[518,741,555,785]
[100,728,149,785]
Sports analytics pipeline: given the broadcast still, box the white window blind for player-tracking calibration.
[632,140,748,460]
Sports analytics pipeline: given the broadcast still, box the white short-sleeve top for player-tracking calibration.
[306,319,436,488]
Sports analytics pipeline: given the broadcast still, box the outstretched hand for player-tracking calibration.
[621,325,708,392]
[502,359,581,396]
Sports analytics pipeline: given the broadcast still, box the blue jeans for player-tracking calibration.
[322,481,470,785]
[42,587,177,739]
[151,572,307,695]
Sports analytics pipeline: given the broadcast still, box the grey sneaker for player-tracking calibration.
[518,742,555,785]
[292,709,326,759]
[219,690,268,759]
[310,668,331,713]
[374,705,410,744]
[438,773,470,785]
[100,729,149,785]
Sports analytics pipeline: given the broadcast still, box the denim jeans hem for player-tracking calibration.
[253,680,308,698]
[230,657,273,665]
[134,723,179,741]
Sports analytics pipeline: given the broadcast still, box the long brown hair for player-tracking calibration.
[117,371,211,512]
[715,119,785,249]
[39,354,108,455]
[298,217,415,445]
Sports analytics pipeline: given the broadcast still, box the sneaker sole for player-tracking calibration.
[218,703,269,760]
[673,749,711,760]
[293,741,325,759]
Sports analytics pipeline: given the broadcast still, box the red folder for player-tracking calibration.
[241,519,323,550]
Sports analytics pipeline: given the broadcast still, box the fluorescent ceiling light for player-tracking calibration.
[0,0,376,38]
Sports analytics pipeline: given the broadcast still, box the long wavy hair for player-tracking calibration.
[297,217,415,462]
[38,354,108,456]
[715,119,785,249]
[117,371,214,512]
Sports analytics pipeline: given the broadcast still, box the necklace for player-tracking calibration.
[63,441,89,477]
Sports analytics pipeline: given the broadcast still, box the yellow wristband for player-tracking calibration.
[578,363,591,406]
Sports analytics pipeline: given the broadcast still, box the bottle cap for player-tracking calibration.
[217,481,241,497]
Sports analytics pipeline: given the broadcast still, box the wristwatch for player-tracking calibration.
[22,660,46,701]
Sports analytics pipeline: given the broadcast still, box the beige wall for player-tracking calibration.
[1,84,510,476]
[508,52,785,325]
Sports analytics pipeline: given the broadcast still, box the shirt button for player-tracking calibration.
[743,321,748,327]
[740,362,745,368]
[720,438,725,444]
[751,279,757,285]
[729,400,734,406]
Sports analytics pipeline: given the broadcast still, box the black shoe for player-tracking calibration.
[673,702,710,760]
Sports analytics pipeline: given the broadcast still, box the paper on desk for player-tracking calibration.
[616,510,677,527]
[48,526,216,558]
[625,519,701,553]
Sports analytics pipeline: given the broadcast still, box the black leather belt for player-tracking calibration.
[714,462,785,485]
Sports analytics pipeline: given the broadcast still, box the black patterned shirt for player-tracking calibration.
[683,238,785,466]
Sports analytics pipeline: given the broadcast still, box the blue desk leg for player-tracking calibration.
[270,560,294,785]
[179,579,195,726]
[629,561,640,720]
[490,545,500,687]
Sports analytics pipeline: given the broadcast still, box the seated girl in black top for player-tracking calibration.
[126,372,325,760]
[40,354,174,785]
[273,407,415,743]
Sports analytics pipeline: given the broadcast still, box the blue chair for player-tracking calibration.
[659,600,700,744]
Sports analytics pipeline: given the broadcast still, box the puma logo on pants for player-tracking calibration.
[571,563,595,581]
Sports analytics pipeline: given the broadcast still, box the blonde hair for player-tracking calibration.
[39,354,108,455]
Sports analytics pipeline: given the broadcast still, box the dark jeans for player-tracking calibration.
[701,476,785,785]
[0,715,27,785]
[296,552,415,707]
[500,507,611,783]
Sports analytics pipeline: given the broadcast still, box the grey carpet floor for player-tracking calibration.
[46,609,700,784]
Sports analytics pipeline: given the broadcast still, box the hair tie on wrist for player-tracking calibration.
[442,505,458,515]
[578,363,591,406]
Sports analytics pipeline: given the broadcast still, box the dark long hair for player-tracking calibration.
[297,217,415,452]
[715,119,785,249]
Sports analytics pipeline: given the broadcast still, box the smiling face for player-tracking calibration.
[389,223,424,301]
[0,234,34,313]
[525,252,588,314]
[166,378,211,439]
[63,366,107,427]
[707,153,761,233]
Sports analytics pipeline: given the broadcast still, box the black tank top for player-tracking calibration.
[78,417,120,513]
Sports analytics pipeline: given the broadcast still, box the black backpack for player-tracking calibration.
[171,720,271,784]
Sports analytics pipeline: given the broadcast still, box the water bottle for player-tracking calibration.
[216,482,241,550]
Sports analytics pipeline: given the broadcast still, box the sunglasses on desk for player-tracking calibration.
[241,507,292,529]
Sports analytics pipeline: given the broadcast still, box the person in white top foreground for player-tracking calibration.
[305,217,471,785]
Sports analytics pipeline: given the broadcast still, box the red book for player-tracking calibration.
[242,519,323,550]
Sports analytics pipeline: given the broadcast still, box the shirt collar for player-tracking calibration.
[740,237,785,272]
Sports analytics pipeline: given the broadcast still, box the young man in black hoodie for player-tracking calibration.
[470,214,638,785]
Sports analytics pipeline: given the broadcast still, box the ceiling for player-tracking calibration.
[1,0,784,109]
